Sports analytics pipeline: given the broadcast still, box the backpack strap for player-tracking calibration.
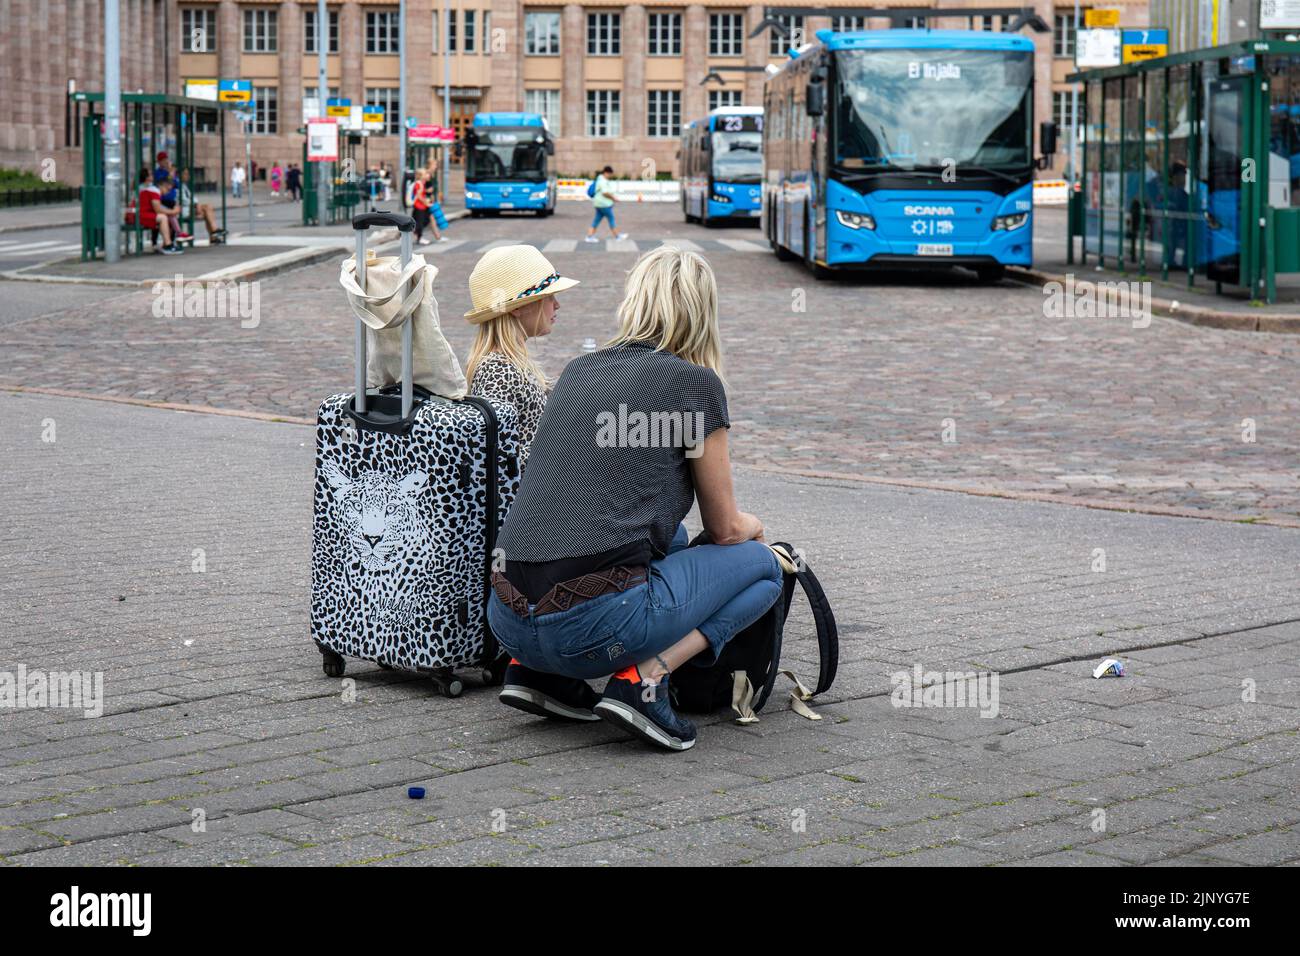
[771,543,839,698]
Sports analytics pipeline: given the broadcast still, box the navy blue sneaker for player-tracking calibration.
[594,667,697,752]
[499,660,601,723]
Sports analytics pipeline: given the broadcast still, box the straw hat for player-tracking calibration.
[464,244,579,323]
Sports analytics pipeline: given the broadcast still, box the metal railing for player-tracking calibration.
[0,186,82,207]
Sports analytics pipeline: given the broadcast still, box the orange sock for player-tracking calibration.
[509,658,520,666]
[613,665,641,683]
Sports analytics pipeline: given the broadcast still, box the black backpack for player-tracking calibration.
[670,539,838,715]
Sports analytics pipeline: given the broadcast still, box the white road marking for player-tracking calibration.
[716,238,767,253]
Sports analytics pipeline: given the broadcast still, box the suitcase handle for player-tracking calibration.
[353,211,415,232]
[353,217,416,419]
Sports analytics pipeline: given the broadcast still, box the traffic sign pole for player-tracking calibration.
[104,0,121,263]
[317,0,328,225]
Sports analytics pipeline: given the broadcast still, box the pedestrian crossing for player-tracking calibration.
[0,238,82,259]
[417,236,769,256]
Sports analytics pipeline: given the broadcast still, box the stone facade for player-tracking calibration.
[1,0,1150,187]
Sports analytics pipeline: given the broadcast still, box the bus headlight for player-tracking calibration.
[991,213,1028,231]
[835,209,876,230]
[465,190,482,201]
[529,191,548,201]
[711,193,733,203]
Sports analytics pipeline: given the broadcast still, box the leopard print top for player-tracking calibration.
[469,351,548,469]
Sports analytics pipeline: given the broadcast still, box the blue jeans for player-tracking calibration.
[591,206,616,230]
[488,525,782,681]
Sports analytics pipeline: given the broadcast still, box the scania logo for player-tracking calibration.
[903,205,956,216]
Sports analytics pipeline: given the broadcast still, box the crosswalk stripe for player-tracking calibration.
[0,240,24,248]
[660,238,704,252]
[2,240,65,251]
[476,239,521,252]
[0,242,81,257]
[605,238,638,253]
[716,238,767,253]
[424,239,466,255]
[542,239,577,253]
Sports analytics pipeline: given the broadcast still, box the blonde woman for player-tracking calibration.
[488,246,780,752]
[463,245,577,467]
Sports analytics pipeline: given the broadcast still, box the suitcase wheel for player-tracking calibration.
[482,657,510,687]
[430,669,464,698]
[321,649,346,678]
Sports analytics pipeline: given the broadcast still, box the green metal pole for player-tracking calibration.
[220,108,227,232]
[1161,66,1170,282]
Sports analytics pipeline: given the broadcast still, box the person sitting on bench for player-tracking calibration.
[138,170,182,255]
[176,168,226,245]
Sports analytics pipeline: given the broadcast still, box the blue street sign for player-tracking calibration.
[218,79,252,103]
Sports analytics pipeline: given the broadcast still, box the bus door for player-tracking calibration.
[1204,76,1246,285]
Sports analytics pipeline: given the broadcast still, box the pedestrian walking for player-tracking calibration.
[487,246,779,751]
[269,162,283,198]
[411,165,445,245]
[230,161,245,199]
[287,164,302,202]
[585,165,627,242]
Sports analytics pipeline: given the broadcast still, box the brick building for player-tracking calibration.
[1,1,1148,186]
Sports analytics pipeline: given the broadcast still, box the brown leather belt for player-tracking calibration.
[492,565,648,617]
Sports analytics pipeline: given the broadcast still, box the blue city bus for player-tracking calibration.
[763,29,1057,280]
[679,107,764,225]
[463,112,556,217]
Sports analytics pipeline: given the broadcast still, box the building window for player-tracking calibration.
[1053,90,1079,132]
[587,12,620,56]
[243,8,277,53]
[484,10,492,55]
[463,9,477,53]
[709,89,742,111]
[709,13,743,57]
[648,13,681,56]
[525,89,561,132]
[901,16,926,29]
[432,10,439,52]
[304,7,339,54]
[366,9,400,54]
[181,7,216,52]
[647,90,681,138]
[586,89,621,137]
[972,15,998,31]
[525,12,560,55]
[251,86,278,134]
[366,87,401,135]
[1054,13,1077,58]
[769,14,803,56]
[833,16,864,32]
[447,8,458,53]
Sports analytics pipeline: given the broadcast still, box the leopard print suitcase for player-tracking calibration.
[310,391,521,696]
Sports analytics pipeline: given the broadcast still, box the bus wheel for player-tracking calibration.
[810,261,834,281]
[975,265,1006,284]
[470,210,483,219]
[771,234,795,262]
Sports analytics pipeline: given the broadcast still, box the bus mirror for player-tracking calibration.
[806,83,825,117]
[1040,121,1058,157]
[545,139,555,156]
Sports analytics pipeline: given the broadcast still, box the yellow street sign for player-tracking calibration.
[1123,43,1168,62]
[1085,9,1121,28]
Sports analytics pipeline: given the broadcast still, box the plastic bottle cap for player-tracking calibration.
[407,786,426,799]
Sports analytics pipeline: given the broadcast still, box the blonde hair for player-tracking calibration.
[607,246,724,380]
[466,302,548,388]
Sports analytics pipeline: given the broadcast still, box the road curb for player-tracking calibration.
[1008,266,1300,334]
[740,462,1300,530]
[0,385,316,426]
[0,218,81,235]
[0,230,395,288]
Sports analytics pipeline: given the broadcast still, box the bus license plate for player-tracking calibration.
[916,244,953,256]
[499,202,514,209]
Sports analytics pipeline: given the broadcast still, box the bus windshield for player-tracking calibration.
[466,128,548,182]
[710,130,763,183]
[833,48,1032,176]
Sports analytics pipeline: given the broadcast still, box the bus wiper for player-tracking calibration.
[833,167,936,183]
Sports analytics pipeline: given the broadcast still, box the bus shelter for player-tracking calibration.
[73,92,235,260]
[303,130,391,225]
[1069,38,1300,303]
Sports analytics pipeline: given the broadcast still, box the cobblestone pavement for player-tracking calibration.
[2,202,1299,522]
[2,393,1297,866]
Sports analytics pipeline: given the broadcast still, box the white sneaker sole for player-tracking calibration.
[593,699,696,751]
[500,685,601,722]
